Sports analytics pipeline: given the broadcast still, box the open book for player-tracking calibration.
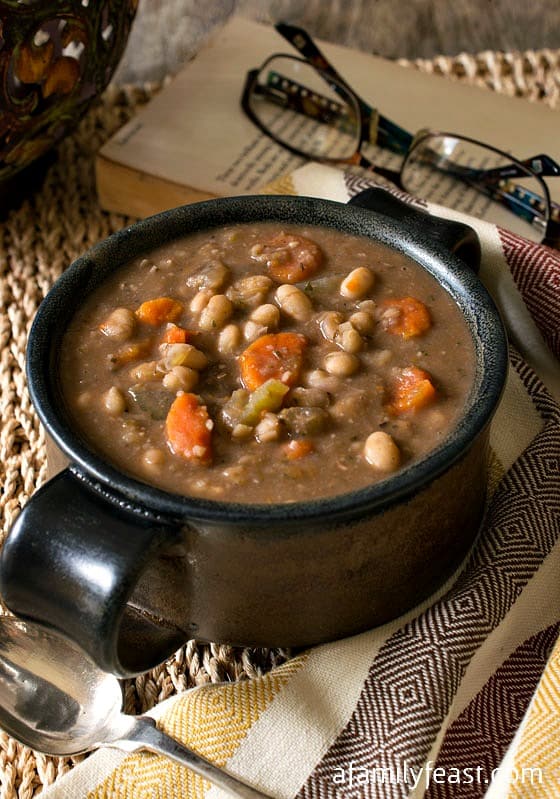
[96,17,560,224]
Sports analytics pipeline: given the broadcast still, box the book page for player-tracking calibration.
[212,134,304,192]
[101,19,313,197]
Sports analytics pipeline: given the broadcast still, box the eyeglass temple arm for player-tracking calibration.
[471,183,559,247]
[516,154,559,177]
[275,22,413,155]
[419,147,560,224]
[469,163,560,226]
[250,72,355,130]
[275,24,356,97]
[472,153,560,183]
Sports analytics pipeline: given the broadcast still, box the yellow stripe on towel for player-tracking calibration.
[508,637,560,798]
[89,655,308,799]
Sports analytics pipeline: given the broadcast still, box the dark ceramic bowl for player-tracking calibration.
[0,189,507,677]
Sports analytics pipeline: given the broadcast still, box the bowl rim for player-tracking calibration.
[27,194,508,526]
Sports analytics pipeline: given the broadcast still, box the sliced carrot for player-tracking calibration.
[136,297,183,326]
[379,297,431,339]
[282,439,315,460]
[387,366,437,414]
[110,339,153,367]
[258,233,323,284]
[165,393,212,465]
[161,324,191,344]
[238,332,307,392]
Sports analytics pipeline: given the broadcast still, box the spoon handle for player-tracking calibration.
[117,716,273,799]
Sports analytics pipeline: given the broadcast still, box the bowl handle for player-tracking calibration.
[0,469,188,677]
[349,187,481,272]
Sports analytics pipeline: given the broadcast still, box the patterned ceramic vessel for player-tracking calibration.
[0,0,137,184]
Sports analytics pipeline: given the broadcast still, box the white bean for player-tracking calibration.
[99,308,136,341]
[186,260,229,291]
[364,431,401,472]
[160,343,208,370]
[304,369,341,393]
[190,288,214,313]
[142,448,165,471]
[226,275,272,308]
[349,310,376,335]
[334,322,363,354]
[254,412,281,443]
[243,320,267,342]
[340,267,375,300]
[182,346,208,370]
[218,323,241,354]
[275,284,313,322]
[317,311,344,342]
[162,366,199,392]
[232,423,253,439]
[250,303,280,328]
[357,299,376,315]
[129,361,160,382]
[103,386,126,415]
[324,351,360,377]
[198,294,233,331]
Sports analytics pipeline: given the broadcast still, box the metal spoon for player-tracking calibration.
[0,617,272,799]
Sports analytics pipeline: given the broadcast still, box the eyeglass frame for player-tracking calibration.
[241,25,560,249]
[270,22,560,189]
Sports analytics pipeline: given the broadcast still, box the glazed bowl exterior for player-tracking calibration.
[0,192,508,676]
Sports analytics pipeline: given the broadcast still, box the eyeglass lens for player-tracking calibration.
[248,56,361,160]
[401,135,550,243]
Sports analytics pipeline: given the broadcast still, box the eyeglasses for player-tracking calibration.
[241,23,560,249]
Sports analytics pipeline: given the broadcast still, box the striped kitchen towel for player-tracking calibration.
[41,164,560,799]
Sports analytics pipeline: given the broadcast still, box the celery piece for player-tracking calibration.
[221,389,250,430]
[240,379,289,426]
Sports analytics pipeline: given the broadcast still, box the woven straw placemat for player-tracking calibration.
[0,47,558,797]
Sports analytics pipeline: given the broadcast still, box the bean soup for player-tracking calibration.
[60,223,476,503]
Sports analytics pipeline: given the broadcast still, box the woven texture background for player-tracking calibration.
[0,47,559,798]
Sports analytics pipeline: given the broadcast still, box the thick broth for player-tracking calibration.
[60,223,476,503]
